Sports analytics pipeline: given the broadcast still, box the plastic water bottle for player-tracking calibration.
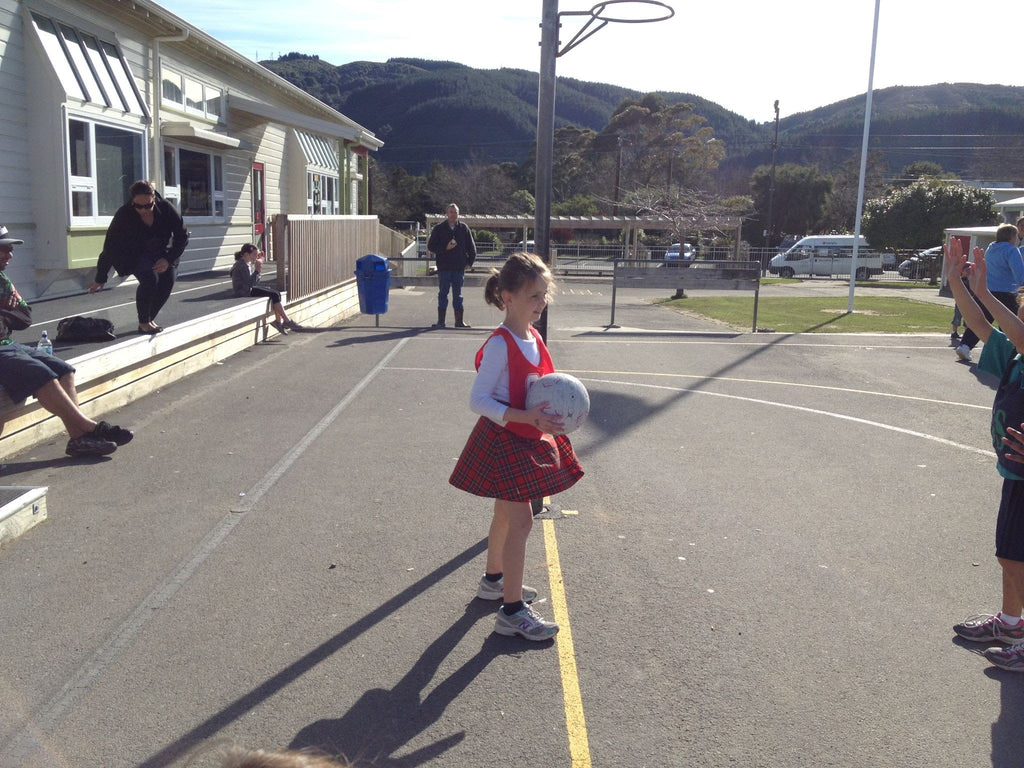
[36,330,52,356]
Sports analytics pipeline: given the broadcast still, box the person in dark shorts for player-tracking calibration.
[0,226,133,457]
[946,238,1024,671]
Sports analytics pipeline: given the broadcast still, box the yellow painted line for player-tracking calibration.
[543,518,591,768]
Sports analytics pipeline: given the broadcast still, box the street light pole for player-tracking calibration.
[533,0,559,342]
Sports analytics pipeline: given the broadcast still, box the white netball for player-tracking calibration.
[525,373,590,434]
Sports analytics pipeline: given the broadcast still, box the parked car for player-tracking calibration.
[665,242,695,264]
[898,246,943,279]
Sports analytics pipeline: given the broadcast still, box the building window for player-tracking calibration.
[307,171,339,215]
[30,12,148,117]
[164,145,224,219]
[161,68,224,123]
[68,117,144,224]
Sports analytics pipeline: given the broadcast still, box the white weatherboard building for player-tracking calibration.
[0,0,382,299]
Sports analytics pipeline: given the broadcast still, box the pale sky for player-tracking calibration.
[156,0,1020,123]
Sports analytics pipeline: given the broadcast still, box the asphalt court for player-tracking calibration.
[0,280,1017,768]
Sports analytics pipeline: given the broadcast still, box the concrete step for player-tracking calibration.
[0,486,47,548]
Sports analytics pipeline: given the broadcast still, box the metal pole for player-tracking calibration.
[534,0,558,342]
[848,0,881,313]
[764,100,780,257]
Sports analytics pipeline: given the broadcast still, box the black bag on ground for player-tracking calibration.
[55,316,116,342]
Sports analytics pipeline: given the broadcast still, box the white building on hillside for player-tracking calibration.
[0,0,382,299]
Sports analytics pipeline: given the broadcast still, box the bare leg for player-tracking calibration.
[485,500,509,575]
[498,499,533,604]
[999,558,1024,617]
[272,302,291,324]
[58,372,78,405]
[33,379,95,439]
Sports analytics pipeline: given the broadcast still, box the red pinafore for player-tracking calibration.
[449,326,584,501]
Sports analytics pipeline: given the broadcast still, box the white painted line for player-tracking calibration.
[385,367,988,411]
[582,377,996,459]
[0,338,410,765]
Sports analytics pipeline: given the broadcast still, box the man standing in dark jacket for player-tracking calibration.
[0,226,133,456]
[427,203,476,328]
[87,180,189,335]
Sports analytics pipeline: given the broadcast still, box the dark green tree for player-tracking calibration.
[552,194,599,216]
[596,95,722,196]
[370,162,432,226]
[820,152,889,232]
[895,161,957,187]
[746,163,834,246]
[861,181,997,250]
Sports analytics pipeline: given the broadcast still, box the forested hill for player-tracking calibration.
[263,54,1024,181]
[261,55,761,171]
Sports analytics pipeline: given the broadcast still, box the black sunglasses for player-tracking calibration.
[133,201,155,210]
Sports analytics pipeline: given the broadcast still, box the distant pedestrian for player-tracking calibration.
[87,180,189,335]
[230,244,301,335]
[449,252,583,641]
[946,239,1024,672]
[426,203,476,328]
[956,224,1024,362]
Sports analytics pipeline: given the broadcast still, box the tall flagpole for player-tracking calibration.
[848,0,881,312]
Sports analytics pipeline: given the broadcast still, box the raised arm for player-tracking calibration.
[944,240,992,345]
[971,246,1024,351]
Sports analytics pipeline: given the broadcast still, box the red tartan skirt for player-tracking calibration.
[449,416,584,502]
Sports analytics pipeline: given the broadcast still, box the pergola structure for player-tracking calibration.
[424,214,744,259]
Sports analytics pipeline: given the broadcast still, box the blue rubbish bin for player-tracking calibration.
[354,254,392,316]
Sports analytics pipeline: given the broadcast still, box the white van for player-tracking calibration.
[768,235,884,280]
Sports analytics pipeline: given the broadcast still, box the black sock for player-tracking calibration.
[502,600,525,615]
[484,572,502,583]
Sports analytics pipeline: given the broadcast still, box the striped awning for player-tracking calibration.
[295,130,338,172]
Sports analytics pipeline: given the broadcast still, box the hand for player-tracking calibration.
[1003,424,1024,465]
[943,240,966,281]
[0,293,16,310]
[446,239,457,251]
[525,401,566,436]
[153,258,169,274]
[967,247,987,294]
[86,281,105,294]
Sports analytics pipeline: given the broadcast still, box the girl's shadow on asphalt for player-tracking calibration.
[289,600,552,767]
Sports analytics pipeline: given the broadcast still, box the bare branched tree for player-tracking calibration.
[623,186,746,247]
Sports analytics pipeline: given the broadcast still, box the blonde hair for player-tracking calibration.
[483,252,553,310]
[184,743,355,768]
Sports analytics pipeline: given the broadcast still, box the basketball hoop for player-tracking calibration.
[558,0,674,56]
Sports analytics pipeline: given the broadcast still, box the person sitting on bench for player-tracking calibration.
[0,226,134,457]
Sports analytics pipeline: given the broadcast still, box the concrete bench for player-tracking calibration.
[0,279,361,461]
[610,259,762,332]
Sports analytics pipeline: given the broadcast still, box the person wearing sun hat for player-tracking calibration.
[0,226,134,456]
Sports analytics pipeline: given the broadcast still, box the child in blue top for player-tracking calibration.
[947,238,1024,671]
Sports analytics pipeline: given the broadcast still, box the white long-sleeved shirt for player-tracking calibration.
[469,324,541,425]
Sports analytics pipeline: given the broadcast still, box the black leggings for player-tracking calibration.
[134,265,176,324]
[249,285,282,305]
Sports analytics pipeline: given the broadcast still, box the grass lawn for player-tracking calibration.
[660,295,954,333]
